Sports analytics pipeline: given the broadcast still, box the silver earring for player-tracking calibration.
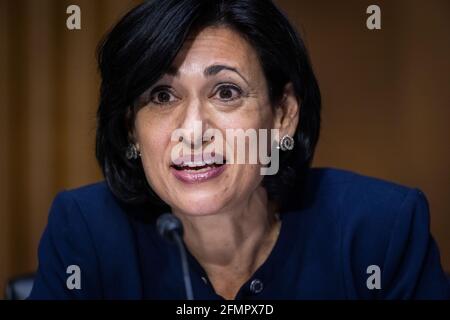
[126,144,140,160]
[278,135,294,151]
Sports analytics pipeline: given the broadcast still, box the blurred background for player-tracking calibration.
[0,0,449,296]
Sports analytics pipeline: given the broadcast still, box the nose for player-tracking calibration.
[177,98,212,150]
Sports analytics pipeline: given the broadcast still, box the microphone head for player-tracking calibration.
[156,213,183,243]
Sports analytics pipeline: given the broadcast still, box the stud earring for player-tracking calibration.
[126,144,140,160]
[278,135,294,151]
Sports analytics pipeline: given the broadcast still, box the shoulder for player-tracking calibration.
[306,167,414,200]
[303,167,425,222]
[51,181,130,229]
[299,168,449,298]
[302,167,429,251]
[30,181,143,299]
[48,181,140,265]
[55,181,117,209]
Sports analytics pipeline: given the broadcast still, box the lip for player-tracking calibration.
[170,164,227,184]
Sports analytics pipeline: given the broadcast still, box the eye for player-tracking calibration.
[149,86,178,105]
[213,84,243,102]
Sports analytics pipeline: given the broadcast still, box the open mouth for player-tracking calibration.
[171,162,225,172]
[170,155,227,184]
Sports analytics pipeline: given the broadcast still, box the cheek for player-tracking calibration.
[229,107,273,191]
[137,123,165,156]
[240,163,264,186]
[227,104,274,139]
[220,102,274,160]
[134,114,172,181]
[135,108,174,149]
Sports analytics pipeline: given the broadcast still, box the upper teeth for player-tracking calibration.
[185,161,206,168]
[181,158,220,167]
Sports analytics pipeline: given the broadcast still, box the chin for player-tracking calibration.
[171,193,230,217]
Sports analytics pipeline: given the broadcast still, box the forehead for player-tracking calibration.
[170,26,260,75]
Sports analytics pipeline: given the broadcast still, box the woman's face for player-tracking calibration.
[134,26,293,216]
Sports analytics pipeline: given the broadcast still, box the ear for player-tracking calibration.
[273,82,300,137]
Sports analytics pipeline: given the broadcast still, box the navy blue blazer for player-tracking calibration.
[29,168,450,299]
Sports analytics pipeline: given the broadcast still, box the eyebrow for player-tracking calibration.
[165,64,249,85]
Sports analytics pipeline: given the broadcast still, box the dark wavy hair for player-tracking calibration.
[96,0,321,211]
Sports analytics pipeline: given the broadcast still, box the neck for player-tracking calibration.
[174,186,281,281]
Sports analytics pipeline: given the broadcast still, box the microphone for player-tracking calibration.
[156,213,194,300]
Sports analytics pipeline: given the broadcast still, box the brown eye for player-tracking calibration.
[149,87,177,105]
[219,88,233,99]
[215,84,242,102]
[157,91,171,103]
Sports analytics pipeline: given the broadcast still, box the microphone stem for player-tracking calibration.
[173,232,194,300]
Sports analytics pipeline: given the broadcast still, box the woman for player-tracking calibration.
[29,0,449,299]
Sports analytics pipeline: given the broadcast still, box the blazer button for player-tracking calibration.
[249,279,264,294]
